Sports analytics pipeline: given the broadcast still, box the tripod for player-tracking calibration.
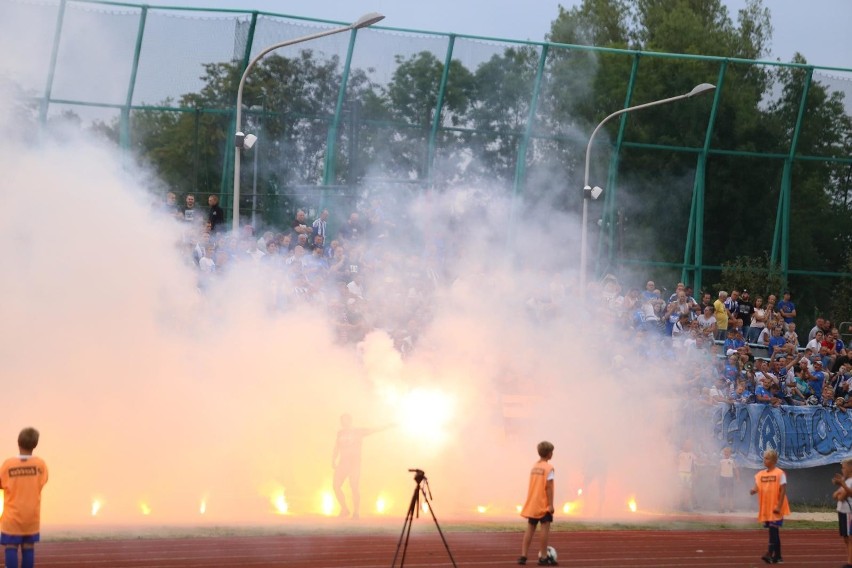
[391,469,458,568]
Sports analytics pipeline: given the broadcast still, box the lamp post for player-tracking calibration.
[579,83,715,295]
[232,12,385,232]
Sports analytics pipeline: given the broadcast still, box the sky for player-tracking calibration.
[157,0,852,70]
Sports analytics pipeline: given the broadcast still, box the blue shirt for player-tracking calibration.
[808,370,826,400]
[768,335,787,357]
[776,300,796,323]
[755,385,772,403]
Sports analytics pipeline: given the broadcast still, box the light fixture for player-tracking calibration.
[235,132,257,150]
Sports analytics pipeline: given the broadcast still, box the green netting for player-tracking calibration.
[49,3,140,104]
[0,0,60,93]
[134,9,248,105]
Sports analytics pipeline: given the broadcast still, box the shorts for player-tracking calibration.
[763,520,784,528]
[840,512,852,537]
[527,512,553,526]
[719,476,733,498]
[0,533,39,545]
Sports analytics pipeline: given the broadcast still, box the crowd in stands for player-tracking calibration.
[161,190,852,412]
[596,276,852,411]
[162,191,437,357]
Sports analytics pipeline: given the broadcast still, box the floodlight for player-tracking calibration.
[235,132,257,150]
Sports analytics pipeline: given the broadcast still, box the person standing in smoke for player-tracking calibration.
[332,414,391,519]
[207,194,225,232]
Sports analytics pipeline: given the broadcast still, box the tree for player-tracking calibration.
[367,51,475,181]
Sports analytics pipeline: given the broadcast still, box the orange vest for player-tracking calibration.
[754,466,790,522]
[521,460,554,518]
[0,456,49,535]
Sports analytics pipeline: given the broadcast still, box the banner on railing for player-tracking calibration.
[713,403,852,469]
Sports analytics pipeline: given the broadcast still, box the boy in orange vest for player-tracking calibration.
[750,448,789,564]
[518,441,557,566]
[0,427,49,568]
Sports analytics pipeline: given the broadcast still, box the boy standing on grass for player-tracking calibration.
[0,428,48,568]
[750,449,789,564]
[518,441,557,566]
[832,458,852,568]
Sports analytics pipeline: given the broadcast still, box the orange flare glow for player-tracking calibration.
[200,499,207,515]
[90,499,101,517]
[321,492,335,516]
[628,498,637,513]
[271,492,288,515]
[476,505,488,514]
[375,497,387,514]
[140,502,151,516]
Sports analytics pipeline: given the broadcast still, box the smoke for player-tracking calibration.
[0,75,723,531]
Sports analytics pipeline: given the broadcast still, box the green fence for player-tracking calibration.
[3,0,852,295]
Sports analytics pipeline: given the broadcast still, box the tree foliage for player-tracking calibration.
[102,0,851,319]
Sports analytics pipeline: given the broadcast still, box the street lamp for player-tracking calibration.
[232,12,385,232]
[578,83,715,295]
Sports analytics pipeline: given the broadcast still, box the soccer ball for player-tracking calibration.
[546,546,557,561]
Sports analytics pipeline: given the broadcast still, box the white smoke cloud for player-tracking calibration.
[0,57,713,532]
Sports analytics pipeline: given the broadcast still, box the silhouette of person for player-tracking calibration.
[332,413,390,519]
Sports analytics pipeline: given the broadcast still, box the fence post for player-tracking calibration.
[39,0,67,125]
[425,34,456,187]
[685,59,726,293]
[771,67,813,286]
[221,11,258,220]
[120,6,148,152]
[597,53,639,277]
[322,27,360,197]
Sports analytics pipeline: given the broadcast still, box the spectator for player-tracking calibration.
[737,290,754,341]
[755,375,782,407]
[295,233,309,251]
[696,306,716,336]
[642,280,657,301]
[668,282,686,303]
[697,292,714,315]
[338,212,363,242]
[207,194,225,232]
[182,194,198,223]
[312,209,329,240]
[291,210,313,238]
[807,330,826,353]
[666,291,696,336]
[714,291,731,340]
[768,326,787,359]
[777,291,797,325]
[277,233,293,252]
[749,296,768,344]
[724,290,740,322]
[312,234,328,256]
[804,360,827,401]
[765,298,783,330]
[809,318,826,343]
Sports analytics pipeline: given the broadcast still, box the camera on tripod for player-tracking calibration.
[393,468,457,568]
[408,468,426,483]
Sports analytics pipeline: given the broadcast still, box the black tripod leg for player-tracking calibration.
[391,483,420,567]
[421,487,458,568]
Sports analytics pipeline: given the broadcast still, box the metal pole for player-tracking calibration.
[580,84,715,295]
[251,133,259,230]
[232,13,384,233]
[39,0,67,124]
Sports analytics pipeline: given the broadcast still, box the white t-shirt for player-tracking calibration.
[678,451,697,474]
[838,478,852,513]
[720,457,735,478]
